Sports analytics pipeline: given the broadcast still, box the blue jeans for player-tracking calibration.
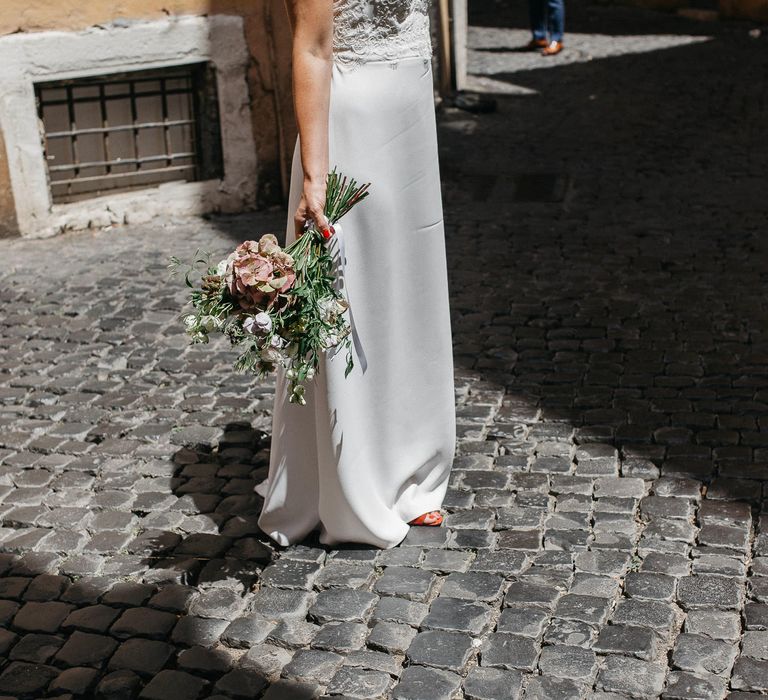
[530,0,565,42]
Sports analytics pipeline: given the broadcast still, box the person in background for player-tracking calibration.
[526,0,565,55]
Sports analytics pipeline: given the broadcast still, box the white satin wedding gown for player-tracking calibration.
[257,0,456,549]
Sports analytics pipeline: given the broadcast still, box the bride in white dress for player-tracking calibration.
[257,0,456,549]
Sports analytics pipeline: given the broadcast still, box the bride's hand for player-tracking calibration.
[295,177,331,239]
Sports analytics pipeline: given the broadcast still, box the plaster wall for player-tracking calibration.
[0,0,295,237]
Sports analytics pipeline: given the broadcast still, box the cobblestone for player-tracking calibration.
[268,619,319,649]
[538,644,597,681]
[326,666,392,698]
[240,642,293,681]
[214,668,269,698]
[54,631,119,668]
[221,614,276,648]
[139,669,208,699]
[110,607,178,639]
[8,633,63,663]
[309,590,378,624]
[479,633,537,671]
[406,629,476,672]
[677,575,744,610]
[12,601,74,633]
[611,598,678,633]
[671,633,738,676]
[366,620,416,653]
[624,572,677,602]
[95,669,143,699]
[439,572,505,602]
[372,610,425,647]
[1,1,767,696]
[596,656,667,697]
[593,624,660,661]
[463,667,524,700]
[0,662,59,696]
[496,606,549,638]
[311,621,368,653]
[178,645,235,674]
[663,670,728,700]
[281,648,344,683]
[742,631,768,660]
[554,594,612,625]
[392,665,462,700]
[49,666,100,695]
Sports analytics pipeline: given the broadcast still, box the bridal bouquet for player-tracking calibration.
[170,169,370,404]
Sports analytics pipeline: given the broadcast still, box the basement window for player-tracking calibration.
[35,63,224,204]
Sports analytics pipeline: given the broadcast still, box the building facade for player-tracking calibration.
[0,0,296,238]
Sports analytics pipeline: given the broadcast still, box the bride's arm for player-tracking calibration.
[285,0,333,238]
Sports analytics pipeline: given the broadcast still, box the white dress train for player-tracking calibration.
[257,0,455,549]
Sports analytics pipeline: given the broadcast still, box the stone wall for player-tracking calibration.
[0,0,296,237]
[0,134,18,239]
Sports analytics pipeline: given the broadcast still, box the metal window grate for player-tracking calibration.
[35,63,223,204]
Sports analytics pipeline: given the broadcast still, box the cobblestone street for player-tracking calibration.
[1,1,767,698]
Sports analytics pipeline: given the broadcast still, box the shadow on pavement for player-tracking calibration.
[1,0,767,697]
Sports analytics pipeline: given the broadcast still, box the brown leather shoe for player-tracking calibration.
[542,40,564,56]
[525,38,549,50]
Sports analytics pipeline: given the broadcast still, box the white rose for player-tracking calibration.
[290,384,306,405]
[260,346,285,364]
[243,312,272,335]
[201,315,220,332]
[216,251,238,277]
[317,297,336,323]
[320,329,339,348]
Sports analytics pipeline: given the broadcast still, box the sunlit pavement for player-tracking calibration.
[0,1,767,698]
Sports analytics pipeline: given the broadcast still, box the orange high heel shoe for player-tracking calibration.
[408,511,443,526]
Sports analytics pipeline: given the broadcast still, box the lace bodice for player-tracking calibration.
[333,0,433,66]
